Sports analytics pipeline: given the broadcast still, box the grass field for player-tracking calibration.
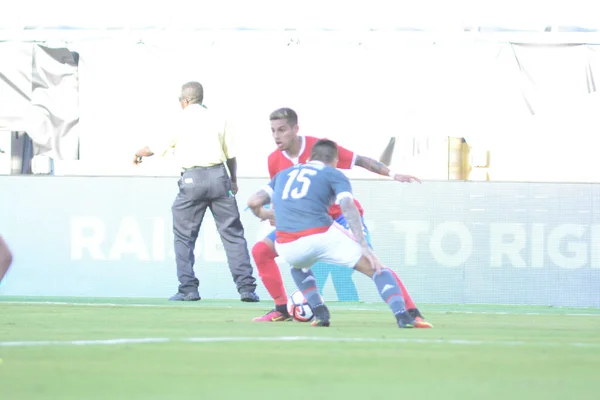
[1,297,599,400]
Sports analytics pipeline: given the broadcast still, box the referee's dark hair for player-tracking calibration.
[310,139,338,164]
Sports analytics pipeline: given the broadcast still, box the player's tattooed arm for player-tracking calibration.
[247,190,274,221]
[339,197,369,249]
[355,154,422,183]
[354,155,390,176]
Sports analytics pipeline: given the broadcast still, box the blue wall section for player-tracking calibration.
[1,176,599,307]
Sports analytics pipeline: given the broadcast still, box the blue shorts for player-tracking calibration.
[266,215,372,249]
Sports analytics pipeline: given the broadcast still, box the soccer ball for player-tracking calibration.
[287,290,314,322]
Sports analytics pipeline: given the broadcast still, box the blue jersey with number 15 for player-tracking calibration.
[263,160,354,238]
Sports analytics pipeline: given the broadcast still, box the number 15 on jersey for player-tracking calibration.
[281,168,317,200]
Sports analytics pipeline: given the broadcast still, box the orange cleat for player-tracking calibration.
[252,309,292,322]
[413,316,433,328]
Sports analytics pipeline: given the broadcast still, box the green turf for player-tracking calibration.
[1,298,599,400]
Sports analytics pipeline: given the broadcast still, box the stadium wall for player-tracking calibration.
[1,35,600,182]
[1,176,598,307]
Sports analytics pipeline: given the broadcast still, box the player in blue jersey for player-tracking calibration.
[247,139,415,328]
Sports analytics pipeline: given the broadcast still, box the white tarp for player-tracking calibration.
[0,30,599,181]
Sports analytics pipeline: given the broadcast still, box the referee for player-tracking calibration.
[134,81,259,302]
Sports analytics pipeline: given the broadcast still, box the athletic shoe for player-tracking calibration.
[168,291,200,301]
[310,318,330,327]
[240,292,260,302]
[407,308,433,328]
[396,310,415,328]
[311,304,330,327]
[252,309,292,322]
[413,316,433,329]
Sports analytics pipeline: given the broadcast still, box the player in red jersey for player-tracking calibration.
[0,235,13,283]
[251,108,432,328]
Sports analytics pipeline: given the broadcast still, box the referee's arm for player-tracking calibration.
[133,136,175,165]
[133,146,154,164]
[226,157,237,183]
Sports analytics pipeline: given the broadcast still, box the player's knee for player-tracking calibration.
[382,267,400,280]
[251,242,262,262]
[251,241,264,262]
[354,257,375,278]
[251,241,276,266]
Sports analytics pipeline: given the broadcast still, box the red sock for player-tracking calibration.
[252,241,288,306]
[387,268,417,310]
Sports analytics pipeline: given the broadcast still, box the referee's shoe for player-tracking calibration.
[169,291,201,301]
[240,292,260,302]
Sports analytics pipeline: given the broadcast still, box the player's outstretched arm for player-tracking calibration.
[354,155,422,183]
[247,190,275,222]
[0,235,13,283]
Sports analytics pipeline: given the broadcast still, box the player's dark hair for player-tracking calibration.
[180,81,204,104]
[269,108,298,126]
[310,139,338,164]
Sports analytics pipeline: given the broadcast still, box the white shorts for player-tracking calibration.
[275,222,363,270]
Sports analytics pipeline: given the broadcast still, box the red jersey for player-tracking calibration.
[267,135,364,219]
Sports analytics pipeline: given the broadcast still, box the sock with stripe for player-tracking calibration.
[373,268,411,323]
[290,267,328,320]
[387,268,417,310]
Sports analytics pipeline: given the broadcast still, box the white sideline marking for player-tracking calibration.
[435,310,600,317]
[1,301,182,308]
[345,307,600,317]
[0,338,169,347]
[1,336,600,348]
[2,301,599,317]
[0,301,232,309]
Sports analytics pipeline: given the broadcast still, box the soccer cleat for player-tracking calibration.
[407,308,423,319]
[252,309,292,322]
[413,316,433,329]
[310,304,330,327]
[395,310,415,328]
[311,318,330,327]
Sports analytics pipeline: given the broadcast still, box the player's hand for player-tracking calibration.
[133,155,143,165]
[260,209,275,226]
[266,213,276,226]
[231,181,239,195]
[264,205,275,226]
[392,173,421,184]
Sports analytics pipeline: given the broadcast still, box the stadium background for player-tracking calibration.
[1,0,599,307]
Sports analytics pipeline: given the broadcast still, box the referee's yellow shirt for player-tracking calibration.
[154,104,236,170]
